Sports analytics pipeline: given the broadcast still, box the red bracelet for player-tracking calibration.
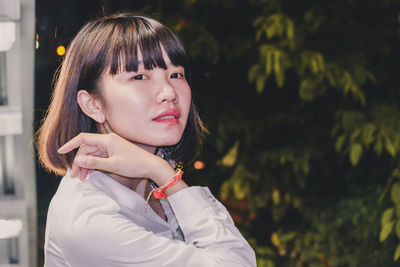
[153,169,184,199]
[145,169,184,208]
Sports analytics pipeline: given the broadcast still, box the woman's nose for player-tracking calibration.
[156,78,177,103]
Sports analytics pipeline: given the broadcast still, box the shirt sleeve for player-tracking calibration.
[56,186,256,267]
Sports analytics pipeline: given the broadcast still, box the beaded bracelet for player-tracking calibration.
[145,169,184,209]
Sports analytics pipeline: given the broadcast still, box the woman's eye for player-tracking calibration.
[170,73,184,79]
[132,74,148,80]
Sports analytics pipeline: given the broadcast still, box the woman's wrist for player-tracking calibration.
[148,156,176,183]
[164,179,188,196]
[148,157,188,195]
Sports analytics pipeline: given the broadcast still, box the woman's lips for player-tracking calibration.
[153,109,180,125]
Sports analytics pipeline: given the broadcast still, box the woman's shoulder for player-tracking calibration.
[47,170,149,230]
[47,171,122,227]
[45,171,152,260]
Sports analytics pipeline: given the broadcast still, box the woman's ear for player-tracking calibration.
[77,90,105,123]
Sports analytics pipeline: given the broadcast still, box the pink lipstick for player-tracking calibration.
[153,109,181,125]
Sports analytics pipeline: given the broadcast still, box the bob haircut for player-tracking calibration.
[37,13,205,176]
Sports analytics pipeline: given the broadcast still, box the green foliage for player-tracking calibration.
[218,141,239,167]
[248,8,372,106]
[220,164,256,201]
[395,244,400,262]
[333,105,400,166]
[380,208,395,242]
[350,143,363,166]
[396,221,400,239]
[243,0,399,264]
[381,179,400,260]
[139,0,400,265]
[392,183,400,205]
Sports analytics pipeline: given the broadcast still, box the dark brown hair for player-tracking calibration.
[37,13,206,176]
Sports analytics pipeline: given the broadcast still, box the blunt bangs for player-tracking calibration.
[105,16,189,76]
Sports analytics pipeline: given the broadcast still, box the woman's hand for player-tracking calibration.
[57,133,176,184]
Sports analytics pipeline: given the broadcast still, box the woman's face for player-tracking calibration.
[98,47,191,153]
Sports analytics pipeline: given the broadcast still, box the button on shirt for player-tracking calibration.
[44,170,256,266]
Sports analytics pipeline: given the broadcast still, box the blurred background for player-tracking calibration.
[1,0,400,266]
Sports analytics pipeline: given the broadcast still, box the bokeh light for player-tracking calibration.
[35,33,39,49]
[56,45,65,56]
[193,160,205,170]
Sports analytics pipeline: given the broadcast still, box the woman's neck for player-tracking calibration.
[108,172,167,221]
[108,173,150,198]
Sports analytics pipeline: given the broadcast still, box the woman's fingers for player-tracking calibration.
[58,132,164,180]
[74,155,113,173]
[57,133,110,154]
[71,160,80,178]
[79,168,89,181]
[70,144,103,178]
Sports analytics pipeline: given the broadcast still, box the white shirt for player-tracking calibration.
[44,170,256,266]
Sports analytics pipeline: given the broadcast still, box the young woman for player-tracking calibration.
[37,12,256,266]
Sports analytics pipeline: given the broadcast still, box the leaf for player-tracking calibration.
[299,79,315,101]
[311,57,318,73]
[266,25,274,39]
[219,181,230,201]
[382,208,395,226]
[355,87,366,106]
[395,244,400,262]
[219,141,239,167]
[392,168,400,178]
[232,178,249,200]
[385,138,397,157]
[362,123,375,147]
[253,16,265,27]
[281,231,297,243]
[286,19,294,40]
[353,64,367,84]
[248,64,261,82]
[266,50,273,76]
[273,50,281,75]
[374,136,383,155]
[316,53,325,71]
[271,232,280,247]
[256,74,266,93]
[396,220,400,239]
[272,188,280,205]
[335,134,346,152]
[302,160,310,176]
[266,259,275,267]
[275,70,284,88]
[256,28,263,41]
[391,183,400,204]
[350,143,363,166]
[350,128,361,142]
[230,165,252,200]
[255,246,276,257]
[380,221,394,242]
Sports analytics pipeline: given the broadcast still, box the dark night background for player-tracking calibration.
[34,0,400,266]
